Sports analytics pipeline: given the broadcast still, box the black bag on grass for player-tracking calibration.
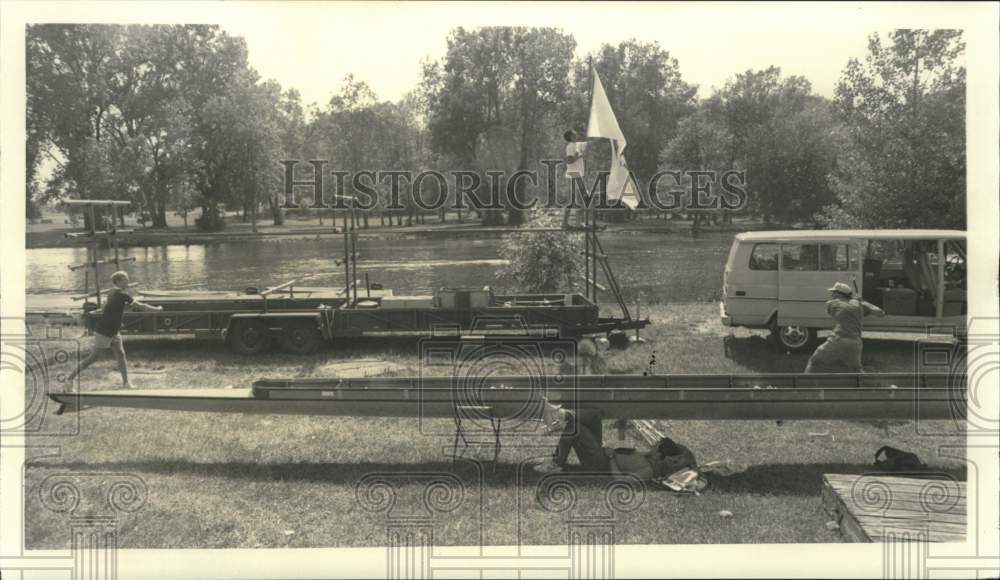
[874,446,927,472]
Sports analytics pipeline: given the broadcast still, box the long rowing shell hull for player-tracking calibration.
[48,372,966,421]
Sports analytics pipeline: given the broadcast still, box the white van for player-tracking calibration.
[720,230,967,351]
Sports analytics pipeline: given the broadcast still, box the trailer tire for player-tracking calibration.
[279,321,323,355]
[228,319,272,355]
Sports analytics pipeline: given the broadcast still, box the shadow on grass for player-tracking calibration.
[724,335,923,374]
[122,336,433,362]
[707,462,967,496]
[119,337,426,370]
[29,458,563,486]
[723,335,810,373]
[30,458,966,497]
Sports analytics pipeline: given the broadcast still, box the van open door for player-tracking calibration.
[861,237,966,333]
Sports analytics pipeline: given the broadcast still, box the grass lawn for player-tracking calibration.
[23,303,966,548]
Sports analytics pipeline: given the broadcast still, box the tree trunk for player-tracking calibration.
[270,196,285,226]
[152,200,168,228]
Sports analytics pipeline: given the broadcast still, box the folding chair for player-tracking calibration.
[451,405,502,473]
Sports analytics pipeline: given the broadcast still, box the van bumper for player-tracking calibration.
[719,302,732,326]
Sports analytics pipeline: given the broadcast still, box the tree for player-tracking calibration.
[318,75,389,226]
[423,27,576,225]
[498,210,582,292]
[660,96,732,224]
[819,30,965,229]
[670,67,839,225]
[200,72,285,231]
[571,40,698,188]
[27,24,123,219]
[26,24,255,230]
[660,68,839,226]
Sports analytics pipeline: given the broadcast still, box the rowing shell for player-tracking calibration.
[48,373,966,421]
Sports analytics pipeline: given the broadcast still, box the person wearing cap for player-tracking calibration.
[805,281,885,373]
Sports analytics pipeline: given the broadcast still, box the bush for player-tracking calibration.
[195,207,226,232]
[497,210,582,293]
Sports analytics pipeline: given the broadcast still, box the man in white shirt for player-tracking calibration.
[562,130,588,228]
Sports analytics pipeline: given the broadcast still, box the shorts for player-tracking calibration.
[93,332,123,350]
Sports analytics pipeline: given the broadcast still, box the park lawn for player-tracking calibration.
[23,302,966,548]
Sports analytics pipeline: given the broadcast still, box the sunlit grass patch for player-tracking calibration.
[24,303,964,548]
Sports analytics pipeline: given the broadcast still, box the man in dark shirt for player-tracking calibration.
[64,271,163,389]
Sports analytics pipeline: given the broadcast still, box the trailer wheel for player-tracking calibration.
[228,320,272,355]
[770,325,816,353]
[279,321,323,355]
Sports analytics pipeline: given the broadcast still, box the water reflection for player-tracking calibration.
[26,232,736,309]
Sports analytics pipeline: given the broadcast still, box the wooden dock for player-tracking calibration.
[822,473,966,543]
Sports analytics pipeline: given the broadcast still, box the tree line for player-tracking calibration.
[27,25,965,231]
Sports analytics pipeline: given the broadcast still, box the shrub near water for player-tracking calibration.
[497,210,583,292]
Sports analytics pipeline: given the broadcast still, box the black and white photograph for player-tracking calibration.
[2,2,998,579]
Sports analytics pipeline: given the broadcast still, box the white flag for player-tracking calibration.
[587,69,626,151]
[607,144,641,209]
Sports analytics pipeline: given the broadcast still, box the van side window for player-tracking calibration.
[820,244,856,271]
[781,244,819,271]
[749,244,779,270]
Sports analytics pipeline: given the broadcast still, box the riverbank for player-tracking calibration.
[27,213,787,249]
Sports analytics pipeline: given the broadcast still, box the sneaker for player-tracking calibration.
[532,460,564,474]
[123,382,138,390]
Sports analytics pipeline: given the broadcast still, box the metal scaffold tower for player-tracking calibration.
[63,199,135,307]
[581,209,633,323]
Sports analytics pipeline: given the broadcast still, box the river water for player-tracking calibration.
[26,231,735,309]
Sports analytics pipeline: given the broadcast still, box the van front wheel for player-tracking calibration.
[770,325,816,353]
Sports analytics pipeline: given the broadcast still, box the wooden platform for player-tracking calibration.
[822,473,966,543]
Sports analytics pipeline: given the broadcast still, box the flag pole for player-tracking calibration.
[586,57,594,303]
